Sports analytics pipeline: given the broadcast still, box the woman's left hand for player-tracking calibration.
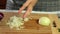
[18,0,37,18]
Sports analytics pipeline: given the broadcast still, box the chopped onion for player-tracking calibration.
[24,18,29,22]
[7,16,24,30]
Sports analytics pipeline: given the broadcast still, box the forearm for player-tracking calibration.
[29,0,38,7]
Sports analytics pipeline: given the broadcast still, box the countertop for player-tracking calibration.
[0,9,60,14]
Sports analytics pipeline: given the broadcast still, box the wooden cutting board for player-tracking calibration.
[0,12,59,34]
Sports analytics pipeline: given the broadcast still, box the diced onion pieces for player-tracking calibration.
[7,16,24,30]
[24,18,29,22]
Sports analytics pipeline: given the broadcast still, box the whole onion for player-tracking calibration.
[39,17,51,26]
[0,12,4,21]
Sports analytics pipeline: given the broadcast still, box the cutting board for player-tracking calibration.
[0,12,59,34]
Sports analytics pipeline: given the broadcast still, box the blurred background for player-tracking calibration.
[0,0,60,18]
[0,0,60,11]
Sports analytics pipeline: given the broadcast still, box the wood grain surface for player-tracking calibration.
[0,12,57,34]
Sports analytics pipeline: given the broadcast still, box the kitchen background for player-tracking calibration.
[0,0,60,18]
[0,0,60,11]
[5,0,60,11]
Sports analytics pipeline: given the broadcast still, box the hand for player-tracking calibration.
[18,0,37,18]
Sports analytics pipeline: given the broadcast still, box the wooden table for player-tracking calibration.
[0,12,59,34]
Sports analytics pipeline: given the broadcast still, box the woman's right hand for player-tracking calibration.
[18,0,38,18]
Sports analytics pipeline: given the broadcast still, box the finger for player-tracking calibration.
[18,0,32,14]
[22,6,33,18]
[22,0,37,18]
